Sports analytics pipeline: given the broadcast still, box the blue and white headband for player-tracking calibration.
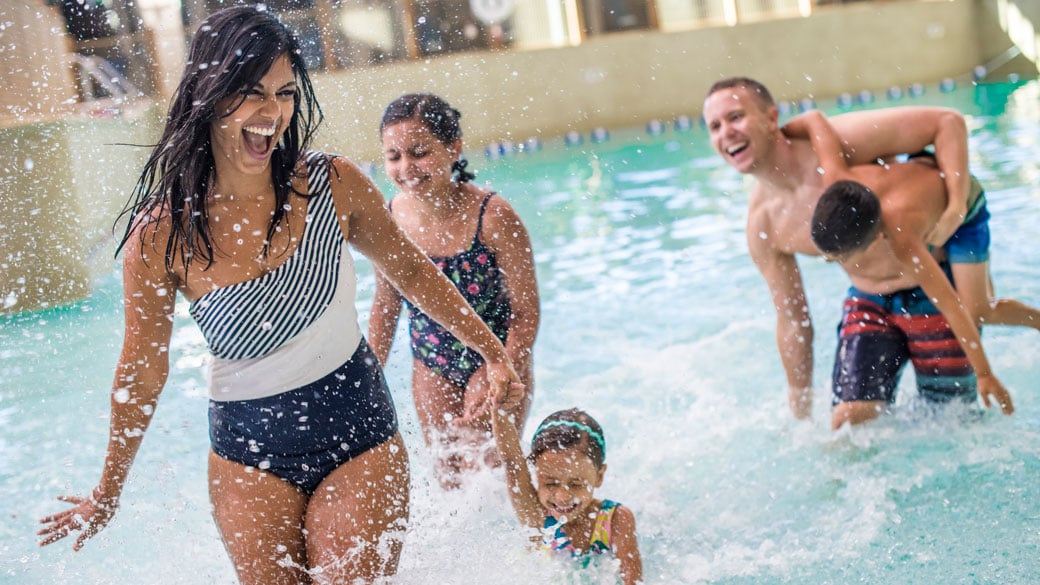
[532,420,606,457]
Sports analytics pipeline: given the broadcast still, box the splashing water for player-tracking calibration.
[2,81,1040,583]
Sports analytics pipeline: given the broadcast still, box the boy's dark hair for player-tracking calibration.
[530,408,606,468]
[379,93,475,182]
[705,77,776,110]
[811,180,883,256]
[116,5,323,271]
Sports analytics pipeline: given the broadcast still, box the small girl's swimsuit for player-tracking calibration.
[400,192,511,386]
[190,152,397,494]
[541,499,619,566]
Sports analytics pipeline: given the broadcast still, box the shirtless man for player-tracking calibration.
[787,109,1014,428]
[703,77,971,419]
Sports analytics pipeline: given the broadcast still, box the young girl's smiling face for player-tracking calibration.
[381,119,460,195]
[534,448,606,521]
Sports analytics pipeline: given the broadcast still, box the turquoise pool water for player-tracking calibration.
[2,80,1039,584]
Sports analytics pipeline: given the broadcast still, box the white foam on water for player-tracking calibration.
[5,81,1040,583]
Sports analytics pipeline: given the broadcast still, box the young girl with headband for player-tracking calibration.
[492,407,643,584]
[369,93,540,488]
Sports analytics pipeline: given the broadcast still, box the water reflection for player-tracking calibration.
[2,81,1039,584]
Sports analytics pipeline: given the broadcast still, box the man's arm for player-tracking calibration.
[783,110,848,178]
[747,216,814,418]
[831,107,970,244]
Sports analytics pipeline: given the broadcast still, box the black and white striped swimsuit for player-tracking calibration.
[191,152,354,365]
[191,152,397,493]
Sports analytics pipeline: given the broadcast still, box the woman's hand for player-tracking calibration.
[485,360,526,415]
[38,486,119,550]
[460,360,525,423]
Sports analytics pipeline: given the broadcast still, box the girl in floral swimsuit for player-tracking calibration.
[369,93,540,488]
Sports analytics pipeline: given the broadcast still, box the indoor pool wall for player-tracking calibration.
[1,80,1038,584]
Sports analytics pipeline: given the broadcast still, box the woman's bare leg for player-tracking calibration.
[209,451,310,585]
[412,361,485,488]
[304,434,410,584]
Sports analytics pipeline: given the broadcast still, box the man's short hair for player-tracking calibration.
[811,180,883,256]
[705,77,776,110]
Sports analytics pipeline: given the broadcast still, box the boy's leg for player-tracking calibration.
[830,295,909,430]
[951,261,1040,329]
[945,191,991,326]
[901,308,978,405]
[943,193,1037,329]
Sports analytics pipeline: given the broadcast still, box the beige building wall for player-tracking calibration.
[311,0,1020,163]
[0,2,76,125]
[1,0,1035,314]
[0,107,162,313]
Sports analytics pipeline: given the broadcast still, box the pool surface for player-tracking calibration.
[2,80,1039,584]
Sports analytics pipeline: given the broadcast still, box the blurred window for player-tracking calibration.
[411,0,514,57]
[581,0,654,35]
[55,0,156,100]
[182,0,856,71]
[735,0,802,21]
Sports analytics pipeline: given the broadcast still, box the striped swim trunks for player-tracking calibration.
[831,285,977,406]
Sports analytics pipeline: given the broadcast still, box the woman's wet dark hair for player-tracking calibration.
[530,408,606,469]
[380,93,476,183]
[116,5,323,270]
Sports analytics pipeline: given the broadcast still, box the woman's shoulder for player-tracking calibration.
[297,151,363,178]
[120,211,180,283]
[124,205,175,247]
[302,152,381,206]
[295,150,336,177]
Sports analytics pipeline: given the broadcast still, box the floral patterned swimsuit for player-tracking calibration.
[541,499,619,566]
[402,193,511,386]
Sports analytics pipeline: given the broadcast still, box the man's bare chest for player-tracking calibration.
[757,196,820,256]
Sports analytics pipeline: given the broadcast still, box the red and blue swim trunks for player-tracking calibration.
[831,285,978,406]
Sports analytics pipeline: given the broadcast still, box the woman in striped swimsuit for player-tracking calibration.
[37,7,523,584]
